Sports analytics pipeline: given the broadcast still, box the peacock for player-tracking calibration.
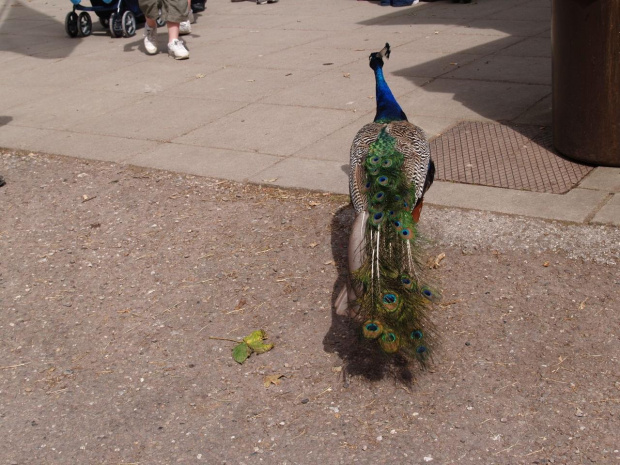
[335,43,437,365]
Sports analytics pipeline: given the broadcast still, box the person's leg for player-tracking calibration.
[179,0,192,35]
[139,0,159,54]
[163,0,190,59]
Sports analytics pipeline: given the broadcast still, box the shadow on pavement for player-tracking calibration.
[358,2,552,127]
[0,1,81,59]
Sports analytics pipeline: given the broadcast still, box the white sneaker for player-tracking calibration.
[143,24,158,55]
[179,20,191,35]
[168,39,189,60]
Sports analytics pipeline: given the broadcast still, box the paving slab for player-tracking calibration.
[74,96,247,142]
[425,182,610,224]
[174,103,359,157]
[247,156,349,193]
[130,143,284,181]
[495,37,552,58]
[592,194,620,226]
[398,78,551,122]
[0,126,159,162]
[513,94,552,126]
[578,167,620,193]
[261,70,427,113]
[164,66,322,103]
[443,54,551,85]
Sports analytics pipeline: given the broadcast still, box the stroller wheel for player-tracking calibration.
[156,15,166,27]
[99,17,109,29]
[78,12,92,36]
[109,12,123,38]
[121,11,137,37]
[65,12,79,38]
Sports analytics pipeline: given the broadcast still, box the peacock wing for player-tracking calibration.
[384,121,433,205]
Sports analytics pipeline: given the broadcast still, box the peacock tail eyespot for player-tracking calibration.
[361,181,372,192]
[383,293,396,304]
[416,346,427,354]
[363,320,383,339]
[370,211,385,226]
[382,158,393,168]
[422,288,433,298]
[400,228,413,240]
[410,330,423,340]
[379,330,400,353]
[377,176,389,186]
[381,292,402,312]
[374,191,385,202]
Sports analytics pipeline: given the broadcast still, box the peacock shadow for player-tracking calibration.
[322,204,421,386]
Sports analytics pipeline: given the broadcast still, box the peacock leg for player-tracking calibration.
[335,211,368,316]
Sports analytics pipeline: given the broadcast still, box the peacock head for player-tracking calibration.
[369,43,391,71]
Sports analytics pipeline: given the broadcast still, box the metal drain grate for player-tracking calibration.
[429,122,593,194]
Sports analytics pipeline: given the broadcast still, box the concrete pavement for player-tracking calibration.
[0,0,618,225]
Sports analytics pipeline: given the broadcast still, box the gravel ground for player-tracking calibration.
[1,150,619,465]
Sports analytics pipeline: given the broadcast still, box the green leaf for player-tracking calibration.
[243,329,266,346]
[244,330,274,354]
[232,342,251,364]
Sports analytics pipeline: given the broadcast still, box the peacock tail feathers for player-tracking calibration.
[345,43,438,365]
[351,128,437,364]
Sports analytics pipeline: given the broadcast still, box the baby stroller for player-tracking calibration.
[65,0,162,38]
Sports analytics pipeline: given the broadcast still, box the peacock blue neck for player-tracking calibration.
[373,67,407,123]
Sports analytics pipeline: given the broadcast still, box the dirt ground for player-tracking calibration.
[1,150,619,465]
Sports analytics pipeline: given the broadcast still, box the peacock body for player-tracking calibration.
[336,43,437,365]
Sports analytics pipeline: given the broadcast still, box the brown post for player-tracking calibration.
[552,0,620,166]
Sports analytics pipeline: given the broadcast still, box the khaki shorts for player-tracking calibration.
[139,0,189,24]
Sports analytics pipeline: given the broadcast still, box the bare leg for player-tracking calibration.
[167,22,179,42]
